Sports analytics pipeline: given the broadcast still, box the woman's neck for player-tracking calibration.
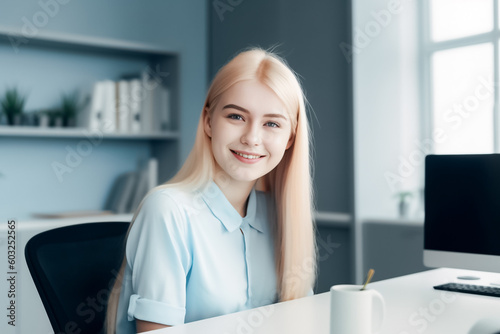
[214,176,256,217]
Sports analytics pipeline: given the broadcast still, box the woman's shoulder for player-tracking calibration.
[135,184,201,221]
[143,184,199,206]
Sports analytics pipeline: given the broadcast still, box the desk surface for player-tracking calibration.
[149,268,500,334]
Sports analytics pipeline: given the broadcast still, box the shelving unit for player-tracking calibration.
[0,125,180,140]
[0,28,182,216]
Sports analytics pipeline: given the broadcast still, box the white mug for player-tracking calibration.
[330,284,385,334]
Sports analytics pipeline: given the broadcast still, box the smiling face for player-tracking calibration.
[204,79,295,186]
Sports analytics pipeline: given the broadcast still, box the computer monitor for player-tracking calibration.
[424,154,500,273]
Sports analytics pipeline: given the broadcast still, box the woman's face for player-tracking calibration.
[204,79,294,185]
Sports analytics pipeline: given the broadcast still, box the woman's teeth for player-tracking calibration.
[234,151,261,159]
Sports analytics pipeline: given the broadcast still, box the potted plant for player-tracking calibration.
[39,108,63,127]
[394,191,413,218]
[60,91,85,127]
[48,108,64,127]
[37,109,50,127]
[0,87,27,126]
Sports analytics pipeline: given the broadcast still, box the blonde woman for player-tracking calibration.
[106,48,317,333]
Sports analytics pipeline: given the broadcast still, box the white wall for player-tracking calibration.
[353,0,421,220]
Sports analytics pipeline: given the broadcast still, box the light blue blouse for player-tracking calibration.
[115,181,278,332]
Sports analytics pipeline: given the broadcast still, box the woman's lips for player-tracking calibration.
[230,150,265,164]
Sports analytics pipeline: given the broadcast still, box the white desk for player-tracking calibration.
[149,268,500,334]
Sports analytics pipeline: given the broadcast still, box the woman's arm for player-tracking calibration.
[136,319,171,332]
[127,192,191,331]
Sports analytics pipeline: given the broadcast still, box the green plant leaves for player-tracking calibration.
[1,87,26,116]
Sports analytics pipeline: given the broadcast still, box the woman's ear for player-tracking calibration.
[203,107,212,138]
[286,133,295,150]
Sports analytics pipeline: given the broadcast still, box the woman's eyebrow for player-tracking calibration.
[222,104,288,120]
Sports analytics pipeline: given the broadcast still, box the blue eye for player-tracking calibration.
[266,121,280,128]
[228,114,243,120]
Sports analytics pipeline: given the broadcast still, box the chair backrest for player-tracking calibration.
[25,222,130,334]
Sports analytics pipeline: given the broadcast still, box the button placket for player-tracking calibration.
[239,222,251,302]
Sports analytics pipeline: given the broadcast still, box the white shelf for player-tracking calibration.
[360,217,423,226]
[314,211,352,228]
[0,25,176,56]
[0,126,179,140]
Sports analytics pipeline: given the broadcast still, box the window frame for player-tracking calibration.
[421,0,500,153]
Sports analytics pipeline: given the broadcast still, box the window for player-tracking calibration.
[423,0,498,154]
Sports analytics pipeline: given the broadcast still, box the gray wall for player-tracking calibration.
[210,0,353,213]
[315,225,353,292]
[363,222,428,282]
[0,0,207,219]
[209,0,355,291]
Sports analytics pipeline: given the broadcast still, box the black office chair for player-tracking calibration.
[25,222,130,334]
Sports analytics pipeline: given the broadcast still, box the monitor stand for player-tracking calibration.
[457,275,500,286]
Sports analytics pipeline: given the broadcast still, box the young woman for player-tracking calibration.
[106,48,317,333]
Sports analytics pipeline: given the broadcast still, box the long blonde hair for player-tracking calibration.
[105,47,317,333]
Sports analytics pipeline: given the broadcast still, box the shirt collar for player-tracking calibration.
[199,180,265,233]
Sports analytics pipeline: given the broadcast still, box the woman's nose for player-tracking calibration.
[241,124,262,146]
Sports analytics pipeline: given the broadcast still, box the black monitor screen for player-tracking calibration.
[424,154,500,256]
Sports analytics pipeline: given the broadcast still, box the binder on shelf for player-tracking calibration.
[154,85,171,132]
[129,79,142,133]
[141,71,155,133]
[141,69,171,134]
[101,80,117,133]
[84,75,171,135]
[88,81,106,131]
[117,80,130,132]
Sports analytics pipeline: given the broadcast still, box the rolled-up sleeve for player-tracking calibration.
[125,191,192,326]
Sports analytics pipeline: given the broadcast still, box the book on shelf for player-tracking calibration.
[102,80,117,132]
[154,84,171,132]
[117,80,130,133]
[141,70,171,133]
[128,167,148,213]
[82,73,171,134]
[105,172,135,214]
[115,171,137,214]
[87,81,105,131]
[141,74,155,134]
[129,79,142,133]
[128,157,159,212]
[104,157,159,214]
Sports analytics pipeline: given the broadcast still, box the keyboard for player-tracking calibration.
[434,282,500,298]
